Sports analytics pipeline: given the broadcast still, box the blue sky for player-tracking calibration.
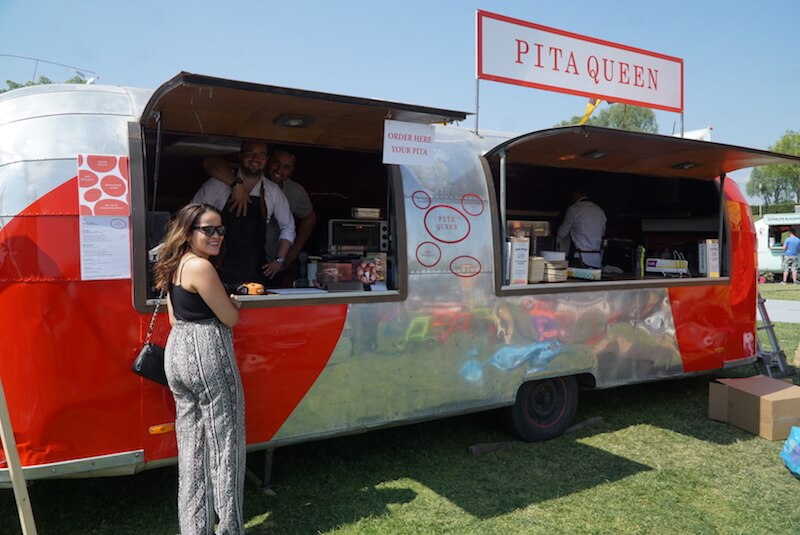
[1,0,797,195]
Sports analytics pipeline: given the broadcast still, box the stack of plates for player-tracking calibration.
[544,260,568,282]
[527,256,545,283]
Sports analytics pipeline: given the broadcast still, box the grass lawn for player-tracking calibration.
[758,282,800,302]
[3,301,800,534]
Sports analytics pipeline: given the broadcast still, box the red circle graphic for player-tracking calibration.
[412,190,431,210]
[87,155,117,173]
[423,205,471,244]
[79,170,99,188]
[83,188,102,203]
[101,175,126,197]
[461,194,484,216]
[449,256,482,278]
[416,242,442,268]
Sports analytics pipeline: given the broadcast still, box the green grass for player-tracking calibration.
[4,377,800,535]
[3,305,800,534]
[758,281,800,302]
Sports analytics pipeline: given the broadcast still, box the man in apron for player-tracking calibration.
[192,141,296,287]
[556,191,607,269]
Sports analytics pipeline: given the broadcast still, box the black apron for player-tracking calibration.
[567,240,602,268]
[221,194,267,286]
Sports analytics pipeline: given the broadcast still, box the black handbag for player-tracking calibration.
[131,291,168,385]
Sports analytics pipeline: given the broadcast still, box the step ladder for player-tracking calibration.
[755,292,794,378]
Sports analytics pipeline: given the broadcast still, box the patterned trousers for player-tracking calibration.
[166,320,246,535]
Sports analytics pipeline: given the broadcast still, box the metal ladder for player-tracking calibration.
[755,291,794,378]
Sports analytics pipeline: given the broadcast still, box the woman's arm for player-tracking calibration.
[167,291,176,327]
[183,258,241,327]
[203,157,249,217]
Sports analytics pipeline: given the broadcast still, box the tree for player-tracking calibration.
[746,166,790,206]
[746,131,800,205]
[770,131,800,202]
[555,103,658,133]
[1,75,85,94]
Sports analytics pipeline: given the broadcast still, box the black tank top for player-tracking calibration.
[170,258,217,321]
[170,284,216,321]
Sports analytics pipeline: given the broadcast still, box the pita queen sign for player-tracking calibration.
[477,10,683,113]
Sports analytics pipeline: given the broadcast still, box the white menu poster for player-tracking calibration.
[76,154,132,280]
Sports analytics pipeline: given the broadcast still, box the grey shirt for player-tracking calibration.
[264,178,313,262]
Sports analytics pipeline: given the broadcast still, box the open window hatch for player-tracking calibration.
[484,125,800,291]
[130,72,468,309]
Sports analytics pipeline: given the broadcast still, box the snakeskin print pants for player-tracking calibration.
[165,319,246,535]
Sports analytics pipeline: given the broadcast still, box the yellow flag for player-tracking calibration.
[578,98,602,125]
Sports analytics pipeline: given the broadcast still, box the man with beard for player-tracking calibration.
[204,146,315,285]
[193,141,295,286]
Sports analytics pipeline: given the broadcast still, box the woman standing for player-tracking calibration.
[153,203,245,535]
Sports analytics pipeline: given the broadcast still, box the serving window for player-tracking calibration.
[140,133,398,301]
[479,125,793,294]
[494,162,726,288]
[130,72,467,311]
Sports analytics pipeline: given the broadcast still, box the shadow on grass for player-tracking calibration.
[0,373,776,534]
[1,467,179,535]
[242,410,651,532]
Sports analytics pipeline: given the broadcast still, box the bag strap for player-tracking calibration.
[144,289,165,345]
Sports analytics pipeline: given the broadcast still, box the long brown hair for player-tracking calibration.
[152,203,223,292]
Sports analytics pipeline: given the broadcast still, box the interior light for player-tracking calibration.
[558,154,577,161]
[274,114,313,128]
[580,149,607,159]
[672,161,699,170]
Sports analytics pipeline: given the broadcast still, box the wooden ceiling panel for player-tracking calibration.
[141,73,468,152]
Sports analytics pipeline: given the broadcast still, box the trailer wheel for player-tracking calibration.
[508,376,578,442]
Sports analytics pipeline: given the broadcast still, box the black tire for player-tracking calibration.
[508,376,578,442]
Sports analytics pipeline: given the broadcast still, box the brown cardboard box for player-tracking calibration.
[316,262,353,285]
[708,375,800,440]
[794,341,800,368]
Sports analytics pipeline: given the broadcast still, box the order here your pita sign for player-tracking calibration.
[477,10,683,113]
[382,120,435,166]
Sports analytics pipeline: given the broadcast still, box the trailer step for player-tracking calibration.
[755,291,795,379]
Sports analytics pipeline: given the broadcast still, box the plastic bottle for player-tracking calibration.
[634,246,646,278]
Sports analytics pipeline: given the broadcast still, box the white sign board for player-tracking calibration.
[477,10,683,112]
[382,120,435,166]
[77,154,132,280]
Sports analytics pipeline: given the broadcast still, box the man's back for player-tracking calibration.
[785,234,800,256]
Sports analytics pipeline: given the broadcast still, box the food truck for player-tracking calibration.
[754,212,800,275]
[2,72,799,485]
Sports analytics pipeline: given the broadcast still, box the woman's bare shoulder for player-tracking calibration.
[180,255,219,286]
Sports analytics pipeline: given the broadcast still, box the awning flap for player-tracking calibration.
[140,72,469,151]
[485,126,800,180]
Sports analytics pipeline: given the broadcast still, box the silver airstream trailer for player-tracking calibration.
[1,72,799,484]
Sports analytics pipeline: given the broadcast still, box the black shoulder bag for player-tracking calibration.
[131,291,169,385]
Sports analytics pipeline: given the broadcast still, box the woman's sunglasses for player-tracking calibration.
[193,225,226,237]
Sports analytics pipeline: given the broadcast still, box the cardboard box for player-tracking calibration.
[527,256,545,283]
[316,262,353,285]
[698,239,720,277]
[509,237,530,285]
[645,258,689,275]
[366,252,387,282]
[708,375,800,440]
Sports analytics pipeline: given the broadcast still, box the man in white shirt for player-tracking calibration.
[204,147,316,285]
[192,141,296,284]
[556,191,607,269]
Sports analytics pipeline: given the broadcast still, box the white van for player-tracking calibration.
[754,212,800,274]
